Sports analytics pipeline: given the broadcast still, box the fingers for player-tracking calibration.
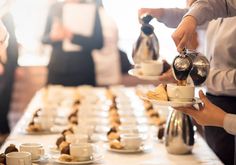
[162,60,171,72]
[175,107,197,116]
[158,69,176,83]
[198,90,208,103]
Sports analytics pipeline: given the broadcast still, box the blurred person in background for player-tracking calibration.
[42,0,104,86]
[92,0,131,86]
[0,0,19,142]
[139,0,236,164]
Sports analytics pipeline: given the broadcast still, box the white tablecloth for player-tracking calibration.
[1,87,223,165]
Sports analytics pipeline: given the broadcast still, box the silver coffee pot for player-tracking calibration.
[172,49,210,86]
[132,15,160,68]
[165,108,195,155]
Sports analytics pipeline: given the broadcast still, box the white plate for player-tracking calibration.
[106,144,151,153]
[53,153,103,165]
[141,96,202,108]
[32,155,49,163]
[49,145,60,154]
[20,125,65,135]
[128,69,160,81]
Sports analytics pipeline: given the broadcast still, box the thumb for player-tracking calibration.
[199,90,211,106]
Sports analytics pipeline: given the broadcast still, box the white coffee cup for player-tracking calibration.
[6,152,31,165]
[120,133,143,150]
[34,115,54,131]
[70,143,93,161]
[167,83,195,102]
[141,60,163,76]
[19,143,44,160]
[66,134,88,144]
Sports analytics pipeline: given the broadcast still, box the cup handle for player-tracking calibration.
[18,159,24,165]
[38,148,45,156]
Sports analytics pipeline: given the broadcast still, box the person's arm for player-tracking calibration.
[224,114,236,135]
[186,0,236,26]
[175,90,236,135]
[206,68,236,96]
[172,0,236,52]
[139,8,189,28]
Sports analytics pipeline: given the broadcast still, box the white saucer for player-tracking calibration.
[53,153,103,165]
[32,155,49,163]
[128,69,160,81]
[49,145,60,154]
[141,96,202,108]
[106,144,151,153]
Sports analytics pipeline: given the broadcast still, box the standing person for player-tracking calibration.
[139,0,236,164]
[42,0,104,86]
[0,0,18,142]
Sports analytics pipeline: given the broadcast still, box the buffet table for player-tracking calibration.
[0,86,223,165]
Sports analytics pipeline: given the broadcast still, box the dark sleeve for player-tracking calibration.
[71,7,103,50]
[41,3,62,46]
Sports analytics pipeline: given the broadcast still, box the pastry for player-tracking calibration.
[107,132,120,141]
[68,115,78,124]
[4,144,18,154]
[0,153,6,164]
[59,154,73,162]
[157,125,165,140]
[143,100,153,110]
[26,121,42,132]
[62,128,74,136]
[59,141,70,151]
[61,145,70,155]
[147,84,168,101]
[56,136,66,148]
[109,139,124,150]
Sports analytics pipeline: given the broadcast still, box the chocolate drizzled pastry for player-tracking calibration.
[62,128,74,136]
[107,127,117,136]
[0,153,6,164]
[157,125,165,140]
[4,144,18,154]
[56,136,66,148]
[61,145,70,155]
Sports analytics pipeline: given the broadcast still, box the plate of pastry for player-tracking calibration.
[142,84,202,108]
[106,140,151,153]
[128,69,160,81]
[53,153,103,165]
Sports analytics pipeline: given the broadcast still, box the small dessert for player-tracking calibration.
[56,136,66,148]
[157,125,165,140]
[107,131,120,141]
[61,145,70,155]
[59,141,70,151]
[151,117,166,126]
[59,154,73,162]
[32,108,42,118]
[109,139,124,150]
[4,144,18,154]
[143,100,153,110]
[146,109,156,117]
[62,128,74,136]
[68,115,78,124]
[0,153,6,164]
[147,84,168,101]
[107,127,120,141]
[26,121,42,132]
